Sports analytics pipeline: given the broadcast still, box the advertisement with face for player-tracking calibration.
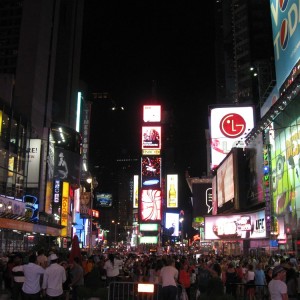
[270,116,300,230]
[210,106,254,169]
[142,126,161,150]
[205,209,266,240]
[217,153,234,207]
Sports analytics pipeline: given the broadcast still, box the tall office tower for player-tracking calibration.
[214,0,275,108]
[0,0,84,250]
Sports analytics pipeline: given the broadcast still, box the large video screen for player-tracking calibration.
[141,127,161,150]
[217,153,234,207]
[95,193,112,207]
[165,212,179,236]
[143,105,161,122]
[141,156,161,189]
[205,209,266,240]
[140,189,161,222]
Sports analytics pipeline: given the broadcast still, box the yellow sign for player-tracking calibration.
[142,149,161,155]
[61,182,69,237]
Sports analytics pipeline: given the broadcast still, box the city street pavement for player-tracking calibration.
[0,288,11,299]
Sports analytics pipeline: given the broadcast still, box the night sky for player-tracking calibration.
[80,1,216,177]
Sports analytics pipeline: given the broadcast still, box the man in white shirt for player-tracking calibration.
[268,265,288,300]
[22,254,45,300]
[42,253,66,299]
[159,258,179,300]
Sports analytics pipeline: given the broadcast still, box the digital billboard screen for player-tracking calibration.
[205,209,266,240]
[143,105,161,122]
[217,153,234,207]
[95,193,112,207]
[140,189,161,222]
[210,106,254,169]
[165,212,179,236]
[142,127,161,150]
[141,156,161,189]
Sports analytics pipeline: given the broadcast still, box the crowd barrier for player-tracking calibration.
[107,282,183,300]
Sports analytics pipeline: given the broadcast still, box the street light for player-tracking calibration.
[86,176,98,254]
[111,220,120,246]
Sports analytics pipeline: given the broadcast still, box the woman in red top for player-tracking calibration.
[179,262,191,299]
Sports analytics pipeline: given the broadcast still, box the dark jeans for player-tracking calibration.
[45,295,63,300]
[12,281,24,300]
[22,291,41,300]
[161,285,178,300]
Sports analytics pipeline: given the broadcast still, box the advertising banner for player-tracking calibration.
[166,174,178,208]
[54,149,81,185]
[143,105,161,122]
[140,189,161,222]
[27,139,41,188]
[270,0,300,92]
[210,106,254,169]
[165,212,179,236]
[270,115,300,230]
[141,156,161,189]
[205,210,266,240]
[141,127,161,150]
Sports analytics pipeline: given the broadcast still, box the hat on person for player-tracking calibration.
[49,253,58,261]
[272,265,285,277]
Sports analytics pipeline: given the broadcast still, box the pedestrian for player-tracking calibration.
[103,253,123,285]
[22,253,45,300]
[268,265,288,300]
[159,258,179,300]
[69,256,84,300]
[42,253,66,299]
[254,263,267,300]
[37,248,48,268]
[11,255,25,300]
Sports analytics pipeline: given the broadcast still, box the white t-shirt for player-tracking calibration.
[268,279,287,300]
[103,258,123,278]
[160,265,178,287]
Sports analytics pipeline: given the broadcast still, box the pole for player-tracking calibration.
[114,223,117,245]
[89,182,93,255]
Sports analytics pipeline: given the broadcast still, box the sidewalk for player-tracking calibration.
[0,288,11,299]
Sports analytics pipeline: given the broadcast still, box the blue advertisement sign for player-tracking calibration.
[270,0,300,90]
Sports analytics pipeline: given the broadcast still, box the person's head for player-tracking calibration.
[73,256,80,264]
[59,153,64,159]
[272,265,286,280]
[14,256,22,265]
[29,254,37,263]
[49,253,58,264]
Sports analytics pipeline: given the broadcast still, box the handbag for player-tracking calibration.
[180,287,189,300]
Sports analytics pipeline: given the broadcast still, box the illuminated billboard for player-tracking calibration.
[217,153,234,207]
[165,212,179,236]
[270,0,300,92]
[166,174,178,208]
[205,209,266,240]
[143,105,161,122]
[140,189,161,222]
[139,236,158,244]
[140,223,159,231]
[95,193,112,207]
[210,106,254,169]
[270,115,300,230]
[141,156,161,189]
[133,175,139,208]
[142,126,161,150]
[191,183,212,218]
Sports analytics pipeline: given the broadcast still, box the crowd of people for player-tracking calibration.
[0,248,299,299]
